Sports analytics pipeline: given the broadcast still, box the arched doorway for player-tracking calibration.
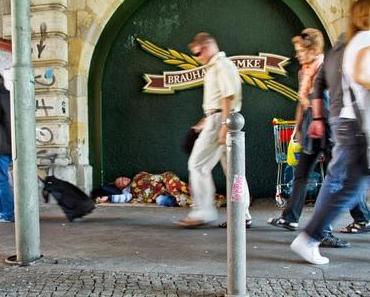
[89,0,328,197]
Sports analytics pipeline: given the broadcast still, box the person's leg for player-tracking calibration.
[319,192,350,248]
[282,152,319,223]
[268,152,319,230]
[244,179,252,221]
[304,145,367,242]
[186,115,224,222]
[340,192,370,233]
[349,193,370,222]
[188,166,218,221]
[291,143,368,264]
[0,179,3,213]
[0,155,14,221]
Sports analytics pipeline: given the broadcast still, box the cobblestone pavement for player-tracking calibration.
[0,266,369,297]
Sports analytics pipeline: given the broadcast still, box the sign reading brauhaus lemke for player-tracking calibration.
[137,38,298,101]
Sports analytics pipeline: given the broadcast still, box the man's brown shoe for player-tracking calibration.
[176,217,210,227]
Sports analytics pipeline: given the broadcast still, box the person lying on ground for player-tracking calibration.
[91,176,132,204]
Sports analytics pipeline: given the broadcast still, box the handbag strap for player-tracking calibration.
[349,87,364,128]
[343,71,364,131]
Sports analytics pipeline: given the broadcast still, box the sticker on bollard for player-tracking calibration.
[231,175,245,202]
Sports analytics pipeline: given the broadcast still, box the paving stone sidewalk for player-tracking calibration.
[1,201,369,296]
[0,266,369,297]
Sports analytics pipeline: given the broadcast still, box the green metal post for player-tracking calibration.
[11,0,41,264]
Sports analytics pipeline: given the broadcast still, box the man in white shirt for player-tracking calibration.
[177,32,251,227]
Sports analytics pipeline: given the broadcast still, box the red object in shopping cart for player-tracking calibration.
[271,118,325,208]
[279,129,293,143]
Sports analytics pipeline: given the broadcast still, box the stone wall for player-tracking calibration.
[0,0,355,193]
[307,0,356,44]
[0,0,10,38]
[66,0,124,191]
[2,0,85,189]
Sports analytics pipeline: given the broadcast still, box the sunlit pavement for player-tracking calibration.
[0,198,369,296]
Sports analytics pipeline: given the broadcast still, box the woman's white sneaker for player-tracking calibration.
[290,232,329,265]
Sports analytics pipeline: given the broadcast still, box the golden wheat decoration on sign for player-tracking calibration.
[137,38,299,101]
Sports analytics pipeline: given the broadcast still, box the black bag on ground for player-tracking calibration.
[42,176,95,222]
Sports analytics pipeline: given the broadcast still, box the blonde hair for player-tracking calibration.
[292,28,324,54]
[347,0,370,42]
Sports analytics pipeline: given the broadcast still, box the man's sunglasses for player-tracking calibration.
[193,47,205,57]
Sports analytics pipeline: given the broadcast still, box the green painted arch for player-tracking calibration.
[88,0,329,197]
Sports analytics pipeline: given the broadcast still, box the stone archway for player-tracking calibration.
[68,0,126,189]
[73,0,349,190]
[306,0,355,44]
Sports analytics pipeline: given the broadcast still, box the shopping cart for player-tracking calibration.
[272,118,325,208]
[272,118,296,208]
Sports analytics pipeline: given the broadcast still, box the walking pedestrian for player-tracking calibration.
[291,0,370,264]
[309,33,370,235]
[0,74,14,223]
[176,32,251,227]
[267,28,349,247]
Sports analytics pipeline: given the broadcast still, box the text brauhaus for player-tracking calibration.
[164,57,265,86]
[165,67,206,86]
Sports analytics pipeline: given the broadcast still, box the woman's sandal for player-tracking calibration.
[340,221,370,233]
[219,219,252,228]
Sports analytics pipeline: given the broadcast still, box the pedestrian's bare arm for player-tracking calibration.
[218,95,233,144]
[354,46,370,90]
[192,117,206,132]
[292,102,304,141]
[294,102,304,129]
[308,98,325,138]
[308,66,326,139]
[221,95,233,123]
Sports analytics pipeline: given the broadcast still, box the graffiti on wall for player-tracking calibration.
[137,38,298,101]
[35,68,56,87]
[36,98,54,116]
[36,147,70,167]
[37,149,57,163]
[36,127,54,144]
[35,96,68,118]
[35,123,68,147]
[37,23,48,59]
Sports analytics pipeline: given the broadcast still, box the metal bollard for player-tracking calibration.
[225,112,247,297]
